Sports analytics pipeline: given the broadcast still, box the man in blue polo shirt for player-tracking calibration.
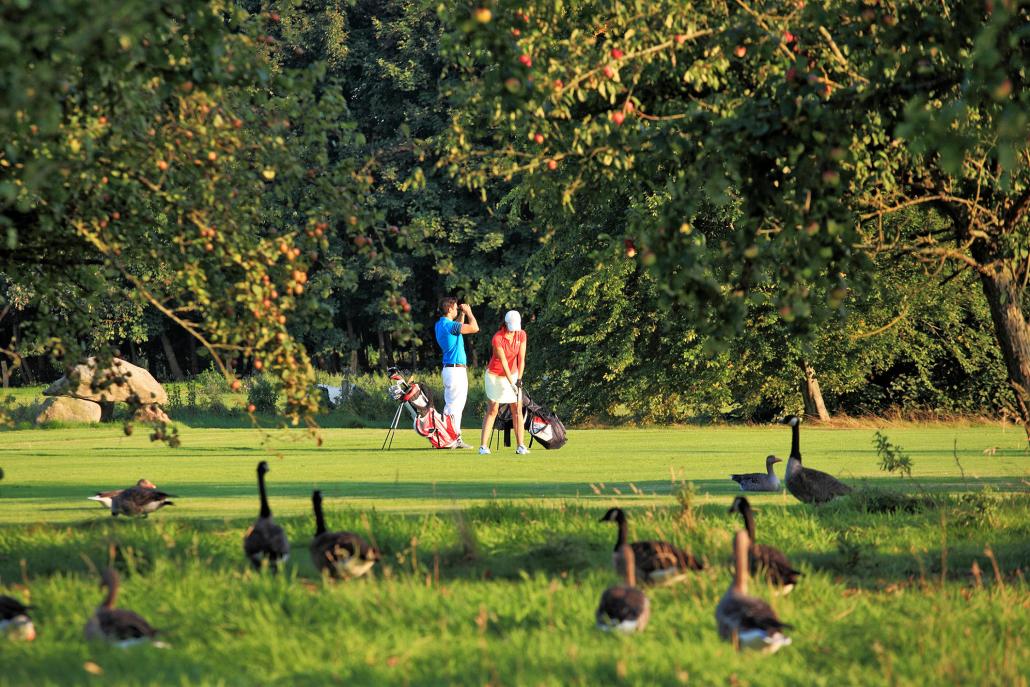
[435,296,479,449]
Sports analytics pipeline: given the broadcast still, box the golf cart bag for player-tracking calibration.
[386,368,460,449]
[494,389,567,450]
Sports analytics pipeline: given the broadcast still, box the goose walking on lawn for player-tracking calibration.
[244,461,289,572]
[595,544,650,633]
[0,595,35,641]
[110,482,175,517]
[89,479,157,509]
[730,455,783,492]
[781,415,852,504]
[716,530,792,653]
[309,490,380,579]
[84,569,163,647]
[600,507,703,586]
[728,496,801,593]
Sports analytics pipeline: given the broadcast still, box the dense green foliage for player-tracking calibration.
[2,0,1026,431]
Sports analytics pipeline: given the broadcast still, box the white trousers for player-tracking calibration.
[441,366,468,435]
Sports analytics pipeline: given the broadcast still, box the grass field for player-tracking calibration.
[0,422,1028,686]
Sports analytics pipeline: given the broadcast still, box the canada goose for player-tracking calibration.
[716,530,792,653]
[0,595,35,641]
[309,490,380,579]
[89,479,157,509]
[84,569,162,647]
[781,415,852,504]
[728,496,801,593]
[110,483,175,517]
[244,461,289,572]
[595,544,650,633]
[730,455,783,492]
[599,507,703,585]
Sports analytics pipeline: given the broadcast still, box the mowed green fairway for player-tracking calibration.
[0,423,1027,686]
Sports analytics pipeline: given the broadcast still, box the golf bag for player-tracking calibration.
[386,368,460,449]
[494,389,567,450]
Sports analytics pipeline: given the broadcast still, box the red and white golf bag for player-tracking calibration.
[387,369,460,449]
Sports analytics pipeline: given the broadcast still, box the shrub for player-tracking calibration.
[247,375,279,413]
[874,431,914,478]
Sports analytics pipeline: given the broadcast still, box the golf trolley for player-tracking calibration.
[382,367,460,450]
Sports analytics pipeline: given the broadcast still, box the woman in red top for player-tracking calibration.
[478,310,528,454]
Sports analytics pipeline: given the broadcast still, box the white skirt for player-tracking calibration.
[484,371,519,404]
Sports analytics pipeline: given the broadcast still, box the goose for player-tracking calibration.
[84,568,163,647]
[716,530,792,653]
[730,455,783,492]
[781,415,851,504]
[595,543,650,633]
[89,479,157,509]
[110,483,175,517]
[728,496,801,593]
[309,490,380,579]
[599,507,703,585]
[243,461,289,572]
[0,595,35,641]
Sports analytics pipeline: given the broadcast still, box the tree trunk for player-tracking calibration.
[799,360,830,421]
[346,317,359,374]
[377,330,389,372]
[159,332,185,381]
[977,265,1030,441]
[0,359,8,390]
[188,336,198,376]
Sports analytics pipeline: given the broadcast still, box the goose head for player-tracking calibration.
[728,496,750,515]
[137,479,157,489]
[779,415,801,427]
[257,461,270,477]
[598,507,626,524]
[765,455,783,467]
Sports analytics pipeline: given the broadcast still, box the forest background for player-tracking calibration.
[2,0,1027,429]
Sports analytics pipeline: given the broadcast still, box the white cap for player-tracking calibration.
[504,310,522,331]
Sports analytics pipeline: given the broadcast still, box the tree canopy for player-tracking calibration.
[1,0,1024,436]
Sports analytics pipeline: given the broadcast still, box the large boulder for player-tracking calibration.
[44,357,168,406]
[35,397,103,424]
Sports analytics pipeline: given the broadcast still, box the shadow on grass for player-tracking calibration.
[2,477,1027,505]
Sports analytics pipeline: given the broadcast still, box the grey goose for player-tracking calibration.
[730,455,783,492]
[110,483,175,517]
[89,479,156,509]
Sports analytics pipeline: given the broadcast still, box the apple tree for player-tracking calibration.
[440,1,1030,436]
[0,0,383,435]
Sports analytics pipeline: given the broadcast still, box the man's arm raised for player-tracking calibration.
[459,304,479,334]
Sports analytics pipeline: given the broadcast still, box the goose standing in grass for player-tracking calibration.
[599,507,703,585]
[309,490,380,579]
[595,544,650,633]
[716,530,792,653]
[781,415,852,504]
[728,496,801,593]
[84,569,163,647]
[0,595,35,641]
[110,482,175,517]
[244,461,289,572]
[730,455,783,492]
[89,479,157,509]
